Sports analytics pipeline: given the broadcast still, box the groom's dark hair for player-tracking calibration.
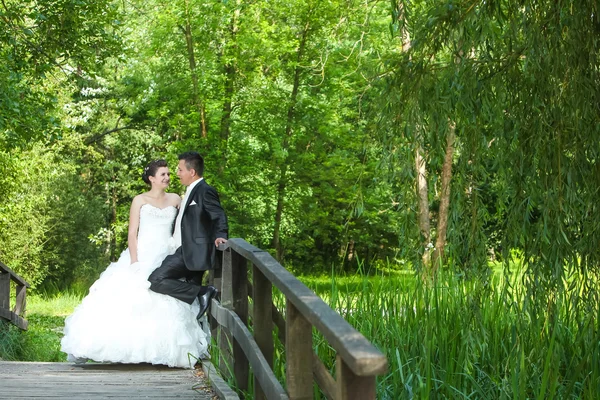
[179,151,204,177]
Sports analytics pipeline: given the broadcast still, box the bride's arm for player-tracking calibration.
[128,196,143,264]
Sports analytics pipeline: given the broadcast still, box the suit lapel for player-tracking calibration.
[183,179,205,216]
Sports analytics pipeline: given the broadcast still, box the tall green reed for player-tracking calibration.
[298,263,599,399]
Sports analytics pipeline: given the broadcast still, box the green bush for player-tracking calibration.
[0,320,25,361]
[0,315,66,362]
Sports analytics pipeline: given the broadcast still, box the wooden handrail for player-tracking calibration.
[0,261,30,288]
[0,261,29,330]
[210,239,387,400]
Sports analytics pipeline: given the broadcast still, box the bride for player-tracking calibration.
[61,159,208,368]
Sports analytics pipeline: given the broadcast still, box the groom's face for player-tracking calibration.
[177,159,195,186]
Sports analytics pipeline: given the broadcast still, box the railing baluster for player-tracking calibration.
[231,249,249,393]
[0,272,9,311]
[252,265,273,400]
[286,300,313,400]
[208,259,222,336]
[14,284,26,316]
[336,356,376,400]
[0,262,29,330]
[218,248,235,381]
[216,248,250,393]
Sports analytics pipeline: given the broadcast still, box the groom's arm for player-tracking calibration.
[203,186,228,240]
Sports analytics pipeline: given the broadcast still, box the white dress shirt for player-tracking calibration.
[173,178,203,247]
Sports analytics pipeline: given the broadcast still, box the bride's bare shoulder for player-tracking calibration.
[131,193,149,208]
[167,192,182,207]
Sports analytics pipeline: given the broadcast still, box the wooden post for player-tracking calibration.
[0,272,9,312]
[231,249,249,393]
[14,285,26,316]
[252,265,273,400]
[208,257,222,298]
[336,355,376,400]
[218,248,235,381]
[208,259,222,337]
[286,300,313,400]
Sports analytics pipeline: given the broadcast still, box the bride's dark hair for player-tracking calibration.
[142,159,168,184]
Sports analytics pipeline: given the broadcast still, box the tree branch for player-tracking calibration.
[85,125,134,145]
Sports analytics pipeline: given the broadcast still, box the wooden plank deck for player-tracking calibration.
[0,361,216,399]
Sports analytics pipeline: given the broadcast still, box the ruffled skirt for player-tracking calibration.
[61,248,208,368]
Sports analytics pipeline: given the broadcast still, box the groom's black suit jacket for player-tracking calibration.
[178,179,228,271]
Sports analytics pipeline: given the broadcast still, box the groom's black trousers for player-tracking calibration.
[148,247,207,304]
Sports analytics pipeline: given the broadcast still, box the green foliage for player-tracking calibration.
[299,267,600,399]
[0,144,108,289]
[0,315,66,362]
[0,0,122,146]
[0,320,22,360]
[0,0,598,305]
[374,0,600,289]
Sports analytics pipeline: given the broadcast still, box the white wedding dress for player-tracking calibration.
[61,204,208,368]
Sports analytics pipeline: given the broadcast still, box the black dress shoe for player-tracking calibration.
[197,285,217,319]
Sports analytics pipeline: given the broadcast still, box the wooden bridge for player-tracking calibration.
[0,261,29,330]
[1,239,387,399]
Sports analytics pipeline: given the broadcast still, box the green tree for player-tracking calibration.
[0,0,121,146]
[379,0,600,284]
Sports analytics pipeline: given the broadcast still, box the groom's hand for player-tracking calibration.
[215,237,227,247]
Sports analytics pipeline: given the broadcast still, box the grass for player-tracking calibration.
[293,266,600,399]
[26,292,84,316]
[0,292,82,362]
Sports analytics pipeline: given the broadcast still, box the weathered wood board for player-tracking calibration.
[0,361,216,399]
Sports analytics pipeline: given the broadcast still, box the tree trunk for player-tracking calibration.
[272,163,287,261]
[431,122,456,271]
[415,140,431,268]
[220,60,235,143]
[109,180,118,262]
[271,20,311,261]
[182,0,206,138]
[219,62,234,170]
[398,1,434,270]
[104,182,112,258]
[218,2,241,175]
[347,240,355,262]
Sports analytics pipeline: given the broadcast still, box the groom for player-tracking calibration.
[149,151,228,319]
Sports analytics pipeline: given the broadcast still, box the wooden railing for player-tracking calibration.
[0,261,29,330]
[209,239,387,400]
